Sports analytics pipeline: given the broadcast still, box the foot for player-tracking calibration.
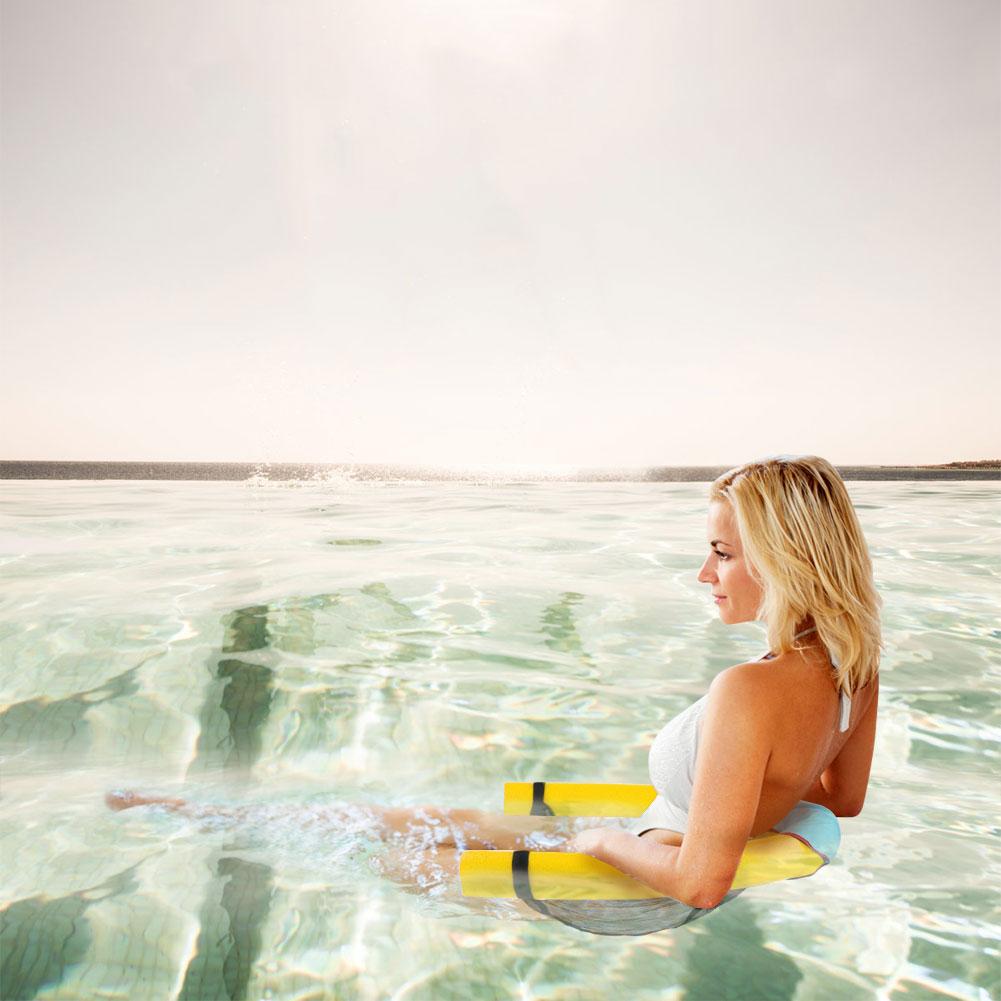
[105,789,186,813]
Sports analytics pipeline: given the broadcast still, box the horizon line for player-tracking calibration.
[1,459,999,483]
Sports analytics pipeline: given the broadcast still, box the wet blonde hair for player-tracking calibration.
[710,455,882,694]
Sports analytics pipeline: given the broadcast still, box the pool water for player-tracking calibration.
[0,478,997,1001]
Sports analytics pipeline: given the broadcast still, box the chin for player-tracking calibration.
[718,607,749,625]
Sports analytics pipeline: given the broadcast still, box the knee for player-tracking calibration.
[441,807,484,827]
[383,804,477,840]
[407,805,483,831]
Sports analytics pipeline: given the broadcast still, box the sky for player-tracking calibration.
[2,0,998,467]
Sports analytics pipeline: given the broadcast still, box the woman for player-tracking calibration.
[507,454,883,933]
[109,455,882,936]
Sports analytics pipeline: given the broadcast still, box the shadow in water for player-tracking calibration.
[185,586,424,777]
[680,898,802,1000]
[178,856,275,1001]
[0,865,139,1000]
[0,663,142,753]
[540,591,595,666]
[188,606,275,776]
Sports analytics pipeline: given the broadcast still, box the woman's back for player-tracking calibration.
[754,645,879,831]
[643,632,879,840]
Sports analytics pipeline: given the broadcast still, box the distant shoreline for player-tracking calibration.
[1,460,998,482]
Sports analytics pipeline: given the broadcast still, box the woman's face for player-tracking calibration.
[697,501,764,624]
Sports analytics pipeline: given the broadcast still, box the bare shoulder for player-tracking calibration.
[706,662,782,723]
[709,661,766,691]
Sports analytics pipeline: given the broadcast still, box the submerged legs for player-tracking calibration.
[367,803,574,851]
[104,789,567,920]
[104,791,573,851]
[368,842,550,920]
[106,790,189,813]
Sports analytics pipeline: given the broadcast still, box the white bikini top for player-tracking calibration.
[647,628,851,829]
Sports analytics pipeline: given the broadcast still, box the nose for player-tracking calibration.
[697,554,716,584]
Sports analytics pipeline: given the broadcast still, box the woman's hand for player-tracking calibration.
[561,826,617,858]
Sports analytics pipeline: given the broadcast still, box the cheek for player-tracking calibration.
[728,565,754,596]
[738,567,763,600]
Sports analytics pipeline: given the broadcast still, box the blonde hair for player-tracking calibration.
[710,455,882,694]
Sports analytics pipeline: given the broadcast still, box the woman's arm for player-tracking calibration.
[576,666,773,909]
[801,771,844,814]
[563,826,689,900]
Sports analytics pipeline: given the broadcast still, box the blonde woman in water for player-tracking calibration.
[109,455,881,934]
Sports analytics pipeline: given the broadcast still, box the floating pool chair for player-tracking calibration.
[460,782,840,905]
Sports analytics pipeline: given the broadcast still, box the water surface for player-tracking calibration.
[0,480,997,1000]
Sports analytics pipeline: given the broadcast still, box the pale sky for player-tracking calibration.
[2,0,998,466]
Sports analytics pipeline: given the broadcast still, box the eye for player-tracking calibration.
[713,549,731,561]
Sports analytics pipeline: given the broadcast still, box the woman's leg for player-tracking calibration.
[368,804,574,851]
[105,790,573,852]
[106,790,187,812]
[369,842,549,921]
[106,791,575,919]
